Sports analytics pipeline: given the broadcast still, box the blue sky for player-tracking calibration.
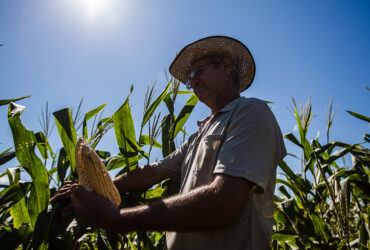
[1,0,369,180]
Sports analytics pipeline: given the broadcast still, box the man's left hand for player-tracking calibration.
[62,184,121,231]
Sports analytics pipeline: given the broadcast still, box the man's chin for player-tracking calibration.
[194,89,208,100]
[196,95,212,108]
[195,93,206,102]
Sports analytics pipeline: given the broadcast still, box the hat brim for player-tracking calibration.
[169,36,255,92]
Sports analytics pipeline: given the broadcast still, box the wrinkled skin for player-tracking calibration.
[50,182,120,230]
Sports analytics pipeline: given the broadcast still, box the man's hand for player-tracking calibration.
[50,183,121,231]
[49,181,74,203]
[63,185,121,230]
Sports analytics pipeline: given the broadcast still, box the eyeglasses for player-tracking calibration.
[185,61,221,89]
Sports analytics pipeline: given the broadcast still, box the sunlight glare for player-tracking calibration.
[71,0,127,23]
[82,0,107,19]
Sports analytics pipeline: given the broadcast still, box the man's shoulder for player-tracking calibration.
[236,97,269,113]
[238,96,266,105]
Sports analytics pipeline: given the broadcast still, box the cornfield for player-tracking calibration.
[0,80,368,249]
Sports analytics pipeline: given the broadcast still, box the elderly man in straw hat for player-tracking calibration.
[52,36,286,249]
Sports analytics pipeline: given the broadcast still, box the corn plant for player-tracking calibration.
[1,86,368,249]
[273,96,369,249]
[0,78,197,249]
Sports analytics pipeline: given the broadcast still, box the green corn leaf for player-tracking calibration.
[271,231,299,241]
[278,185,291,199]
[142,80,171,128]
[32,202,74,250]
[0,225,33,250]
[0,147,12,155]
[176,90,193,94]
[292,98,312,161]
[106,155,127,171]
[284,133,302,148]
[303,155,315,174]
[279,160,311,194]
[99,116,113,124]
[82,104,106,139]
[0,95,31,106]
[276,179,305,206]
[84,104,107,122]
[90,116,113,149]
[330,169,357,180]
[164,91,174,115]
[148,232,165,248]
[273,205,287,225]
[359,220,369,250]
[35,131,55,160]
[113,97,138,171]
[352,180,370,197]
[364,133,370,143]
[348,173,364,182]
[106,154,145,171]
[56,148,69,183]
[53,108,77,174]
[161,114,175,158]
[139,135,162,148]
[97,231,111,250]
[313,141,357,157]
[127,238,138,250]
[10,197,31,229]
[105,231,123,250]
[122,132,148,160]
[8,104,49,228]
[163,90,193,115]
[95,150,111,160]
[6,167,20,184]
[279,198,299,233]
[0,182,31,213]
[279,160,299,184]
[0,150,16,165]
[48,167,58,179]
[274,195,285,203]
[169,93,198,140]
[143,186,165,201]
[346,110,370,123]
[324,147,355,164]
[311,214,329,243]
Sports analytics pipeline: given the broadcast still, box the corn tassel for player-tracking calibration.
[75,137,121,207]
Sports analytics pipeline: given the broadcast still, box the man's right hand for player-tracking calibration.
[49,181,75,203]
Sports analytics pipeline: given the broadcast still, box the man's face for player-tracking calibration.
[187,57,237,108]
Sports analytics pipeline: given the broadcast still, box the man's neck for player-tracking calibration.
[210,91,240,114]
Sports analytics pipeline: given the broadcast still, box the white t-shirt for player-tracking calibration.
[157,97,287,250]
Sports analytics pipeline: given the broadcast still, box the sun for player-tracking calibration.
[80,0,108,19]
[71,0,126,22]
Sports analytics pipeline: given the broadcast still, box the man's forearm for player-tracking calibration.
[113,163,166,194]
[108,175,252,233]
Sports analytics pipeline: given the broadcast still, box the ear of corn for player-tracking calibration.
[75,137,121,207]
[75,138,92,191]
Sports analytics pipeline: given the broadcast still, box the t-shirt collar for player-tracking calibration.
[196,97,244,130]
[215,97,243,114]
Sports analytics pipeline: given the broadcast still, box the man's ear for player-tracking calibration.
[222,57,233,76]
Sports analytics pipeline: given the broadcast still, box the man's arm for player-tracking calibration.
[113,162,167,194]
[50,163,167,203]
[69,174,254,233]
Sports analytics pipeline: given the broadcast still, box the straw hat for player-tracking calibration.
[169,36,255,92]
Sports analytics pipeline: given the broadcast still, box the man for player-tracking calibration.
[51,36,286,249]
